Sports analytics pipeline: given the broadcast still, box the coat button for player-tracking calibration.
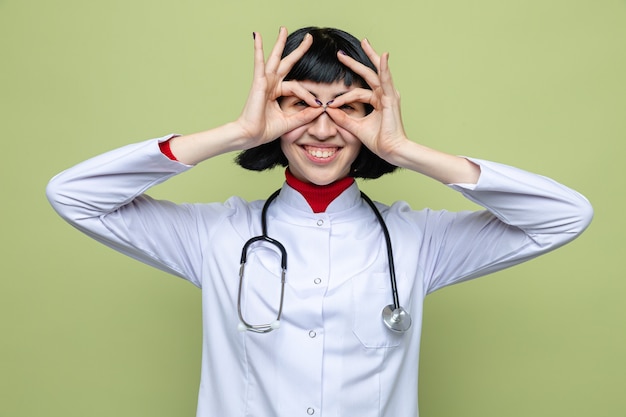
[313,278,322,285]
[316,219,324,226]
[308,330,317,338]
[307,407,315,415]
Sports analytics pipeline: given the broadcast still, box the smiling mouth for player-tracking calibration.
[304,146,339,159]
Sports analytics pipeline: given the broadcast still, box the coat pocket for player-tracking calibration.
[351,273,404,348]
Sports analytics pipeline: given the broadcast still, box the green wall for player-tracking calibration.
[1,0,624,415]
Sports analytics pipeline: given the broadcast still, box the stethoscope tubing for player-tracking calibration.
[359,191,401,311]
[237,188,411,334]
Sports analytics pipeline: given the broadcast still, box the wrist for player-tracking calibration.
[376,135,412,166]
[169,122,253,165]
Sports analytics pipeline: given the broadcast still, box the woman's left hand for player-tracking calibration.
[324,39,409,166]
[328,38,481,184]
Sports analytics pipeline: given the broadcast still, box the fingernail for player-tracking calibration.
[315,99,323,106]
[252,32,256,40]
[338,50,347,55]
[326,100,334,106]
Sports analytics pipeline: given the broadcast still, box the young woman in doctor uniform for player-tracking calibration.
[47,27,593,417]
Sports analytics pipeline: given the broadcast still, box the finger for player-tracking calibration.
[265,26,289,73]
[252,31,266,80]
[283,106,325,131]
[361,39,398,98]
[337,49,398,101]
[324,107,362,136]
[326,88,375,108]
[378,52,397,97]
[336,51,381,90]
[280,80,322,108]
[360,38,382,72]
[277,32,313,78]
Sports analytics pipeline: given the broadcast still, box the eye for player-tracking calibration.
[338,102,366,118]
[294,100,309,108]
[339,103,362,115]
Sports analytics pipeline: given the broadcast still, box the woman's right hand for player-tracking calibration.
[169,28,323,165]
[235,27,325,149]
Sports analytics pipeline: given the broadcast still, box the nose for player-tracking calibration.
[307,112,337,140]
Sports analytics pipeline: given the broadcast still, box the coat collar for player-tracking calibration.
[275,181,367,217]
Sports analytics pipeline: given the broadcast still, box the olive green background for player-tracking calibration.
[1,0,624,416]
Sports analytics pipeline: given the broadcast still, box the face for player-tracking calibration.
[279,80,366,186]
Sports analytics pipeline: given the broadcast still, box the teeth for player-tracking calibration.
[306,147,337,159]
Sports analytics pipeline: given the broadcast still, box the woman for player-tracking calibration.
[47,27,593,417]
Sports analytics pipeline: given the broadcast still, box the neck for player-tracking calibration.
[285,169,354,213]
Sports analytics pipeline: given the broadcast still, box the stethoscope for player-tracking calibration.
[237,189,412,334]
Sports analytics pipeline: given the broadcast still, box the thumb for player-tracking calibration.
[283,106,325,131]
[325,108,361,137]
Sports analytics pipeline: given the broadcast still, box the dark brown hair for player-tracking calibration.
[235,27,398,179]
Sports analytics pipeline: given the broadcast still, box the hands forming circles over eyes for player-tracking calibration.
[236,27,409,164]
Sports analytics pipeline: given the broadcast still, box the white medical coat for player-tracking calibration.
[46,135,593,417]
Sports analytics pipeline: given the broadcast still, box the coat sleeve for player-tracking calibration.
[45,135,230,287]
[412,158,594,294]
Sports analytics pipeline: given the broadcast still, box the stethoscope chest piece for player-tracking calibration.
[382,304,412,333]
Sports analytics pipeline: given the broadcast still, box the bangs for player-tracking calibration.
[282,27,376,88]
